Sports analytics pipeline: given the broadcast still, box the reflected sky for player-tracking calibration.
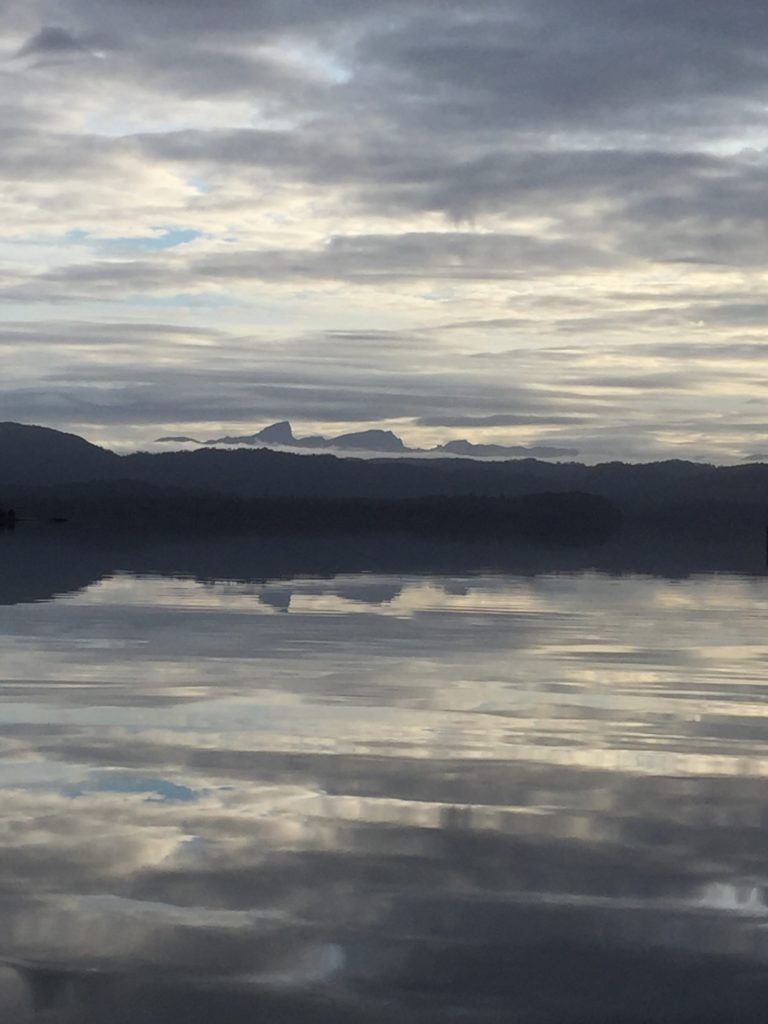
[1,568,768,1021]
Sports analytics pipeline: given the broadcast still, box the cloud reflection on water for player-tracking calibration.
[1,563,768,1019]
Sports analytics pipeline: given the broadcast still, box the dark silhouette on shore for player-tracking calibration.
[0,507,16,530]
[3,492,622,543]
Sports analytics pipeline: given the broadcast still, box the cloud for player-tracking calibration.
[357,0,768,141]
[416,413,588,428]
[3,569,768,1018]
[0,232,615,306]
[1,0,768,460]
[16,26,90,57]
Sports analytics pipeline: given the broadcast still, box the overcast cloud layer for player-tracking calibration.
[2,0,768,460]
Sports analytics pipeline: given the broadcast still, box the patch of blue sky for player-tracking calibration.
[64,771,201,803]
[64,228,91,244]
[279,42,352,85]
[98,227,203,251]
[58,227,202,250]
[187,175,212,194]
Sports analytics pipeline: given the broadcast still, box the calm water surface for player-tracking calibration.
[1,561,768,1021]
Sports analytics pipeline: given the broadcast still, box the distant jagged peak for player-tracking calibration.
[199,421,409,453]
[330,429,407,452]
[257,420,295,444]
[196,420,296,447]
[153,420,575,460]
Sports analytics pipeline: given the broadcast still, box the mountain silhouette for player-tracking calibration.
[323,429,406,452]
[156,420,575,458]
[0,421,119,486]
[198,421,409,453]
[435,439,579,458]
[4,422,768,546]
[253,420,295,445]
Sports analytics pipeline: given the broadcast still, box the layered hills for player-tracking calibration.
[1,422,767,545]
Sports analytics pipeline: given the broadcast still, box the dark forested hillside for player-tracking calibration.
[0,422,119,486]
[3,421,768,503]
[2,423,768,543]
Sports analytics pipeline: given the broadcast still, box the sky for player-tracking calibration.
[2,0,768,461]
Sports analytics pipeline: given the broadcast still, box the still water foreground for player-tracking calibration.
[1,552,768,1021]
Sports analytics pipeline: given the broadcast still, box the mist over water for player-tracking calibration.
[2,539,768,1020]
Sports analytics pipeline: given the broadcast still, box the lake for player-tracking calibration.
[1,536,768,1022]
